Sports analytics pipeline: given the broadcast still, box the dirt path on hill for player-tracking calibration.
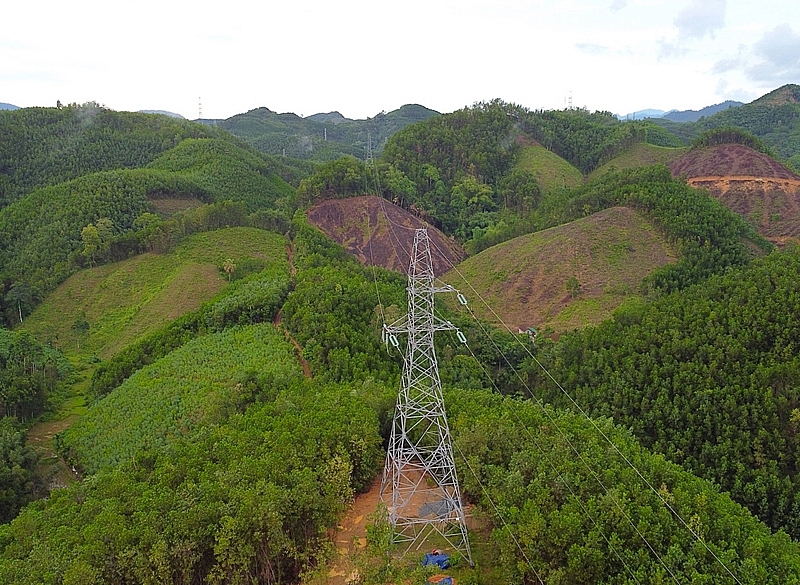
[687,175,800,187]
[323,477,383,584]
[271,240,312,378]
[26,416,76,448]
[273,309,312,379]
[26,415,81,488]
[287,242,297,276]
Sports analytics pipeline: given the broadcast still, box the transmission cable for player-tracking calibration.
[368,184,664,581]
[438,304,679,584]
[440,326,645,585]
[429,236,744,585]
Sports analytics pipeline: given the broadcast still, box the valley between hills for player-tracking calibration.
[2,85,800,583]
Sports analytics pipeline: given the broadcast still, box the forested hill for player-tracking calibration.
[299,101,769,274]
[0,105,305,327]
[4,218,800,583]
[0,104,221,206]
[8,88,800,582]
[210,103,439,161]
[535,248,800,539]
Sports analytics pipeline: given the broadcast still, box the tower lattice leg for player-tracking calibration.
[380,229,473,565]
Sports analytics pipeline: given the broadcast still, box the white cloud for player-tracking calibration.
[657,39,688,59]
[712,57,743,74]
[747,23,800,84]
[1,0,797,118]
[674,0,726,39]
[576,43,610,54]
[609,0,627,12]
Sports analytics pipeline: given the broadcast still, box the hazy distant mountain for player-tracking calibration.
[0,102,19,111]
[616,109,666,120]
[616,101,745,122]
[662,100,743,122]
[211,103,440,161]
[138,109,185,119]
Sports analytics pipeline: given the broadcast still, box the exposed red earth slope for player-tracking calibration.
[670,144,800,244]
[306,195,465,275]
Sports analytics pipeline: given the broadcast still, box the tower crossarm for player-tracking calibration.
[384,316,459,336]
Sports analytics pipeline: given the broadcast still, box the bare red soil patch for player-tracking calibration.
[669,143,799,180]
[688,176,800,243]
[670,144,800,242]
[307,196,465,276]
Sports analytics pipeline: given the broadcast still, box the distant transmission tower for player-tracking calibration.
[364,132,382,196]
[198,97,202,119]
[381,228,473,565]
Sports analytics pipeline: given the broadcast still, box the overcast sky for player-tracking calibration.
[2,0,798,120]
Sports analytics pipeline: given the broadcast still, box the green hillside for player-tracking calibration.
[0,104,217,206]
[215,103,439,162]
[446,206,675,333]
[3,217,800,582]
[61,323,302,473]
[537,248,800,539]
[518,109,684,174]
[8,89,800,583]
[515,141,583,191]
[0,137,297,325]
[21,228,287,360]
[588,142,688,180]
[145,137,296,212]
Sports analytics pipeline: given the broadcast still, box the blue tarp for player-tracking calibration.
[423,552,451,569]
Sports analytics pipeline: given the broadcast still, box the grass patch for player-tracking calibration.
[61,323,302,473]
[588,143,688,181]
[549,294,626,331]
[445,207,675,334]
[516,143,584,192]
[21,227,288,361]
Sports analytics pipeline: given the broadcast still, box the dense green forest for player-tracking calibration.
[4,215,800,583]
[5,92,800,582]
[0,103,215,207]
[0,328,71,421]
[448,389,800,584]
[0,417,40,525]
[525,248,800,540]
[0,105,305,327]
[1,329,71,525]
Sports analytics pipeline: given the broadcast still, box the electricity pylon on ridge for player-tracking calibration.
[380,228,473,565]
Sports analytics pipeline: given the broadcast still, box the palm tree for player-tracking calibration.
[223,258,236,281]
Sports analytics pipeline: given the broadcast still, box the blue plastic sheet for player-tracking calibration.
[422,552,451,569]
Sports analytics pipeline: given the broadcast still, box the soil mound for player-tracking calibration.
[307,195,465,276]
[669,143,798,180]
[670,144,800,243]
[687,176,800,243]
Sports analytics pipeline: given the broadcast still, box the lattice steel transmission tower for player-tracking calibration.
[380,228,473,565]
